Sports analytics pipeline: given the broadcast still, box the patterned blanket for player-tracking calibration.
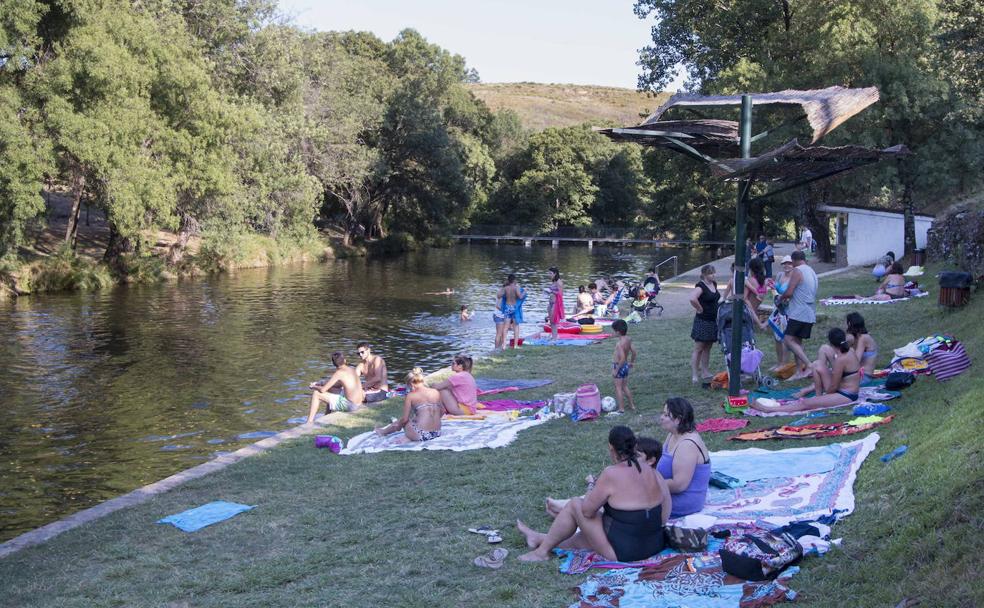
[340,417,551,454]
[729,416,893,442]
[744,385,900,417]
[568,553,797,608]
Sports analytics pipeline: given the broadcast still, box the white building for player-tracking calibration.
[819,204,934,266]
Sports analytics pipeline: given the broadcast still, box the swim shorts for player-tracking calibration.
[613,362,631,379]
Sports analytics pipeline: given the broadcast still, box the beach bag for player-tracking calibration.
[720,530,802,581]
[572,384,601,421]
[767,309,787,341]
[665,526,708,552]
[926,340,971,381]
[740,346,764,374]
[552,392,577,415]
[884,371,916,390]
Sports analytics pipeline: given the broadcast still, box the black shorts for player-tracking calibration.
[785,319,813,340]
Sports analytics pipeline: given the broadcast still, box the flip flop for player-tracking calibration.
[473,548,508,569]
[486,533,503,544]
[467,526,499,536]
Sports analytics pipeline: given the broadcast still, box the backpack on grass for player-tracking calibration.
[720,529,802,581]
[884,371,916,390]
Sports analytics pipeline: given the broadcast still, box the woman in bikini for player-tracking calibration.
[656,398,710,517]
[863,262,907,301]
[846,312,879,375]
[517,426,669,563]
[374,368,442,442]
[751,328,863,414]
[545,266,565,340]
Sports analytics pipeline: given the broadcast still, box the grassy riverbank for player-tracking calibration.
[0,268,981,607]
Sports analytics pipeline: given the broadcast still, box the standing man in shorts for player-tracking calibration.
[356,342,389,401]
[779,250,819,379]
[307,352,365,423]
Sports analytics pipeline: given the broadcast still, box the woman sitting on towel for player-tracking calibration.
[657,398,711,517]
[374,368,442,442]
[517,426,669,563]
[431,354,478,415]
[863,261,907,301]
[570,285,595,319]
[751,328,863,414]
[846,312,879,376]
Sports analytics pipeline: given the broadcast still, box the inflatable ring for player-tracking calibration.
[580,324,602,333]
[542,322,582,334]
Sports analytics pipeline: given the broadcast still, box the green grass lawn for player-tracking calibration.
[1,267,981,607]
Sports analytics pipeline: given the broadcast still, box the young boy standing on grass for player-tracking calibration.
[611,319,636,413]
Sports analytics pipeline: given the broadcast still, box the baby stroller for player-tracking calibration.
[626,283,664,318]
[716,300,775,387]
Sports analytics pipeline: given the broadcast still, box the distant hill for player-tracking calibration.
[467,82,671,131]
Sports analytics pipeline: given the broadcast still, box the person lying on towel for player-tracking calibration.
[751,328,863,414]
[516,426,670,563]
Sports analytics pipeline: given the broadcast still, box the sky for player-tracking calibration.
[277,0,683,90]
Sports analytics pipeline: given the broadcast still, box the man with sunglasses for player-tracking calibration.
[356,342,389,402]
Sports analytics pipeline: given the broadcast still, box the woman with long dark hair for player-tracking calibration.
[517,426,669,562]
[545,266,565,340]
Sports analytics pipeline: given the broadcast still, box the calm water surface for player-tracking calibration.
[0,244,713,540]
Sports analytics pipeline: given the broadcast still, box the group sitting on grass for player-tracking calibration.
[306,343,389,423]
[518,398,710,562]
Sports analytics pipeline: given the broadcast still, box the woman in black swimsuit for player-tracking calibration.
[517,426,669,562]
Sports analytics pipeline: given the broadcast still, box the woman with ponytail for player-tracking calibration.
[517,426,669,563]
[374,368,443,442]
[751,327,863,414]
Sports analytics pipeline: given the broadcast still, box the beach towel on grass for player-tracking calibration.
[524,338,597,346]
[696,417,749,433]
[745,385,900,417]
[158,501,254,532]
[475,378,553,395]
[568,553,797,608]
[529,332,612,340]
[704,434,879,527]
[476,399,547,411]
[821,291,928,306]
[730,416,892,441]
[341,417,550,454]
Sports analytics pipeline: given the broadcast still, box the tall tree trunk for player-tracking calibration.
[104,222,134,271]
[898,159,917,257]
[801,187,833,263]
[65,169,85,249]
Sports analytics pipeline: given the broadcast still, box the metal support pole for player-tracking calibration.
[728,95,752,397]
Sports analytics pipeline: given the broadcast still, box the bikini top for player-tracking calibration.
[413,402,442,414]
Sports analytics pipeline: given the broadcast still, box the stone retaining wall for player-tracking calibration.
[926,204,984,276]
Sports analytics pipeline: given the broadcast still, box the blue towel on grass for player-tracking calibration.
[713,444,842,483]
[158,501,255,532]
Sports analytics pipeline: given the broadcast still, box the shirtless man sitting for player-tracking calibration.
[307,352,365,423]
[356,342,389,402]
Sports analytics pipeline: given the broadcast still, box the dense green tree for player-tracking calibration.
[634,0,983,257]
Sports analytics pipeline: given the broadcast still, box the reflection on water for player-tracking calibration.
[0,243,712,540]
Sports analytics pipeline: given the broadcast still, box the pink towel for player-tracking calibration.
[696,418,750,432]
[477,399,547,411]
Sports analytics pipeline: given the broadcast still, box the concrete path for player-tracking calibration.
[655,242,840,320]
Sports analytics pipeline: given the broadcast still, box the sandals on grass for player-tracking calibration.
[473,548,508,569]
[467,526,503,543]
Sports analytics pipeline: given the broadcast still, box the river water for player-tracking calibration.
[0,243,713,541]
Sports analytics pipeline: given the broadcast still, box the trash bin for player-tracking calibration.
[912,248,926,266]
[939,271,972,308]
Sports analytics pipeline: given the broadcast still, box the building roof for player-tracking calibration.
[818,204,935,219]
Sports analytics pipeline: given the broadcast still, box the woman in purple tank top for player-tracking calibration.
[656,397,711,518]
